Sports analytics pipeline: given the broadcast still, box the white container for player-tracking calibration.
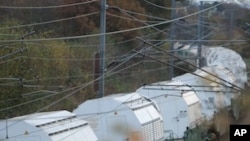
[0,110,97,141]
[73,92,164,141]
[137,81,203,139]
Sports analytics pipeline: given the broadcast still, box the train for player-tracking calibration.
[0,110,98,141]
[0,44,248,141]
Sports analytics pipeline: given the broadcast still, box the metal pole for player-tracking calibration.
[197,1,203,68]
[99,0,107,97]
[169,0,176,79]
[5,117,8,139]
[229,10,234,46]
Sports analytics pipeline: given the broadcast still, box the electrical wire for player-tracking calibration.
[1,113,89,140]
[147,39,249,42]
[0,1,243,138]
[0,42,146,86]
[0,12,99,30]
[0,5,166,32]
[23,26,163,48]
[0,2,246,141]
[0,28,165,87]
[0,57,172,88]
[0,33,239,88]
[152,37,243,90]
[0,31,35,50]
[3,63,169,114]
[0,0,98,9]
[133,43,241,91]
[0,48,26,60]
[0,33,18,37]
[5,75,234,123]
[1,20,166,42]
[0,59,166,113]
[142,85,239,93]
[173,22,215,41]
[107,12,160,24]
[109,6,168,21]
[0,2,223,43]
[0,44,144,110]
[25,38,137,48]
[0,56,23,64]
[0,42,145,87]
[143,0,191,10]
[0,45,154,137]
[109,6,166,34]
[0,57,241,139]
[106,64,169,82]
[0,32,172,87]
[0,60,170,87]
[0,92,141,140]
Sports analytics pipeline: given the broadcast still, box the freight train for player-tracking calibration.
[0,44,247,141]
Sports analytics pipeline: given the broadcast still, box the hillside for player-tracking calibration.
[0,0,249,119]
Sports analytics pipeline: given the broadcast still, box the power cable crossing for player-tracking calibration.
[137,37,242,91]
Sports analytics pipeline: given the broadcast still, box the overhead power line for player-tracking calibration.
[0,0,98,9]
[0,93,142,140]
[0,45,157,135]
[0,2,223,43]
[107,13,160,24]
[0,42,143,87]
[137,38,242,90]
[0,48,26,60]
[143,0,190,10]
[133,47,234,90]
[23,28,162,48]
[0,12,99,30]
[147,39,249,42]
[0,20,166,42]
[114,6,168,21]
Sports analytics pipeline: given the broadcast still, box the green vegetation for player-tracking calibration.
[0,1,249,119]
[0,0,177,118]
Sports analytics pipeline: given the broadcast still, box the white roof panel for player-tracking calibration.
[183,91,199,105]
[134,108,152,124]
[113,92,142,103]
[2,110,97,141]
[25,111,77,127]
[134,105,161,124]
[40,118,87,136]
[50,125,97,141]
[113,92,152,110]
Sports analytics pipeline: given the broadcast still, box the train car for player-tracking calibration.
[73,92,164,141]
[174,43,247,88]
[173,66,239,119]
[171,45,248,138]
[0,45,246,141]
[204,47,247,88]
[0,110,97,141]
[137,81,203,140]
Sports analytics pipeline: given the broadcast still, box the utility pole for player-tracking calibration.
[99,0,107,98]
[169,0,176,80]
[197,1,203,68]
[229,10,234,46]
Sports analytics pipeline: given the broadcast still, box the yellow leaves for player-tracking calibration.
[26,40,71,84]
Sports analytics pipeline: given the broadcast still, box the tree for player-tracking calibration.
[0,19,76,118]
[56,0,147,43]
